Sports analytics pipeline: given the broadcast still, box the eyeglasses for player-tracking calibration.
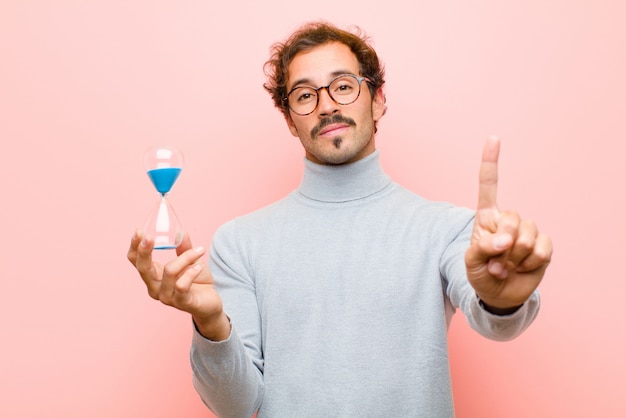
[284,74,371,116]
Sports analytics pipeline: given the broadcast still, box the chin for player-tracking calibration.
[316,150,363,166]
[306,137,373,165]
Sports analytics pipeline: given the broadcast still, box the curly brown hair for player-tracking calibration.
[263,21,386,121]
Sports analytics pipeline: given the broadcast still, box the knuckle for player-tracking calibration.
[147,288,160,300]
[535,246,552,264]
[175,280,187,293]
[535,234,553,262]
[135,263,149,275]
[162,265,176,278]
[516,234,535,252]
[158,293,173,306]
[145,281,161,300]
[502,211,521,227]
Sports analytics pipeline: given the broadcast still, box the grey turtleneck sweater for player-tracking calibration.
[190,151,540,417]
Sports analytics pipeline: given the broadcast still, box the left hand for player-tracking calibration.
[465,136,553,310]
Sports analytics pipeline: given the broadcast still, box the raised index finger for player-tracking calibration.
[477,135,500,210]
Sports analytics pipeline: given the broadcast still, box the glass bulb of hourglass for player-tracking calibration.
[142,146,184,250]
[143,194,183,250]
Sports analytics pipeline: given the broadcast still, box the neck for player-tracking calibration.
[297,150,391,203]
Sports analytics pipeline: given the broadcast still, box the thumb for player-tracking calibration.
[465,233,513,268]
[175,231,193,256]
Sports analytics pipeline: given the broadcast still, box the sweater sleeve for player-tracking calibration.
[441,212,541,341]
[189,220,264,417]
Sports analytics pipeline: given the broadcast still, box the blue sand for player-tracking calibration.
[154,244,178,250]
[147,167,182,195]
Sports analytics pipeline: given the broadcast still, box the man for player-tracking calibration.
[128,22,552,417]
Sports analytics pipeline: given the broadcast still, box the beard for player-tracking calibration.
[306,132,374,165]
[295,109,376,165]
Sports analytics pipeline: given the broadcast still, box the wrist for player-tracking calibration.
[193,311,231,341]
[477,296,524,316]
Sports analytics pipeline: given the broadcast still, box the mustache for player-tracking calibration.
[310,114,356,138]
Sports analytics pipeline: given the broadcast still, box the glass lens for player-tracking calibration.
[288,86,317,115]
[329,75,360,103]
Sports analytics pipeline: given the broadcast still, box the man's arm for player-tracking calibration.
[128,230,261,416]
[442,217,541,341]
[465,136,553,310]
[189,221,265,417]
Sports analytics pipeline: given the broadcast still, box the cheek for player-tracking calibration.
[286,117,302,138]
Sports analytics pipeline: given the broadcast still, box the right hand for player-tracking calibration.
[127,230,231,341]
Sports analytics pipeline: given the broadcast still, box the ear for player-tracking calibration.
[285,114,300,137]
[372,88,387,122]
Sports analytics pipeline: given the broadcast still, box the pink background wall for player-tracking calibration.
[1,1,624,417]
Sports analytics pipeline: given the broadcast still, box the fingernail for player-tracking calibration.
[490,261,504,275]
[140,232,153,247]
[194,246,205,253]
[493,234,511,251]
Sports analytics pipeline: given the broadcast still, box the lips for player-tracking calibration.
[310,115,357,138]
[319,124,349,136]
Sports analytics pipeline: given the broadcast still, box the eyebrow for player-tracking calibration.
[288,69,357,92]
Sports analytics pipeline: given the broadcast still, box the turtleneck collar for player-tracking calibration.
[297,150,391,203]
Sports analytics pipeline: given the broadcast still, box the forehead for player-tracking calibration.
[286,42,360,88]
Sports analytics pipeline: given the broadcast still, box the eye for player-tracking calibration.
[332,79,356,95]
[298,92,314,102]
[292,88,316,103]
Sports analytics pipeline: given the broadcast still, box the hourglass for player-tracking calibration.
[142,146,184,250]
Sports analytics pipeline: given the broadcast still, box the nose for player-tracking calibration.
[316,87,340,116]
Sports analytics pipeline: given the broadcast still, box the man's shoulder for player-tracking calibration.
[214,193,295,235]
[390,183,473,217]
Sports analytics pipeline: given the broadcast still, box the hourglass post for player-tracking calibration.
[142,146,184,250]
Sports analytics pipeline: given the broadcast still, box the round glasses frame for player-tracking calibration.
[284,73,372,116]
